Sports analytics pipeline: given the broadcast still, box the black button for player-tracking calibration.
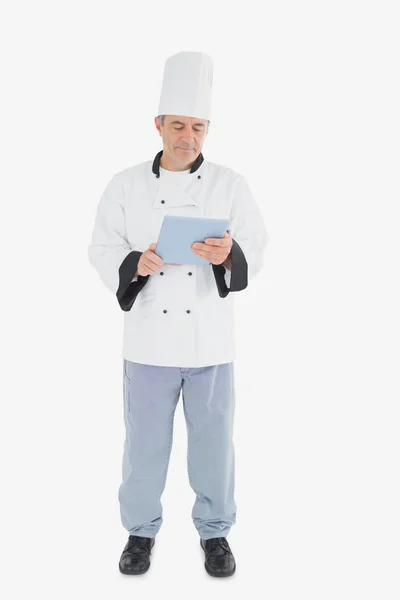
[186,310,191,314]
[188,272,192,276]
[163,309,167,313]
[197,175,201,179]
[160,272,164,276]
[161,199,165,204]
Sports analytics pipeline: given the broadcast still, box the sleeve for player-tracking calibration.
[212,174,270,298]
[87,174,149,311]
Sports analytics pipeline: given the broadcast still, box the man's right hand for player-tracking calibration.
[136,243,164,277]
[136,243,183,277]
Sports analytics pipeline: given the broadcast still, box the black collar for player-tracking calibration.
[152,150,204,177]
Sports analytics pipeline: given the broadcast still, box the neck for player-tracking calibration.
[160,151,195,172]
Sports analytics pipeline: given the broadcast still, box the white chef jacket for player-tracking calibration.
[88,150,269,368]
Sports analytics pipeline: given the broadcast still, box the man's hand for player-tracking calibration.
[136,243,164,276]
[191,232,233,267]
[136,243,182,277]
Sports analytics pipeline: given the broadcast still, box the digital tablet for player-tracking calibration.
[155,215,230,266]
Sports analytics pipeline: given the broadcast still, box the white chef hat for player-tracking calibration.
[158,51,213,121]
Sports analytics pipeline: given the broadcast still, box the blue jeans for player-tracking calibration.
[118,360,237,539]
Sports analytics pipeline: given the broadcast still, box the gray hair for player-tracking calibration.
[158,115,210,131]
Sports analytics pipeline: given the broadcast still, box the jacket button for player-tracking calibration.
[186,310,191,314]
[163,309,167,313]
[197,175,201,179]
[188,272,192,276]
[160,272,164,275]
[161,199,165,204]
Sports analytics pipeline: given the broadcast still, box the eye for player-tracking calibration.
[174,127,202,132]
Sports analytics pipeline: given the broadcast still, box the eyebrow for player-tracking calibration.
[170,121,205,127]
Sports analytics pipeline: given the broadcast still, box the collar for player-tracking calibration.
[152,150,204,178]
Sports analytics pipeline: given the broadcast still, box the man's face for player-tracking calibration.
[155,115,208,168]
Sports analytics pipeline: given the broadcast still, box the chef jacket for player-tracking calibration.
[88,150,269,368]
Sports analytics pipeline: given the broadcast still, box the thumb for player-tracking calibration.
[149,242,157,250]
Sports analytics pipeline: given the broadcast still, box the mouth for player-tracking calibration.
[176,147,194,152]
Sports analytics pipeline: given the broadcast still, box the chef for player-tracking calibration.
[88,51,269,578]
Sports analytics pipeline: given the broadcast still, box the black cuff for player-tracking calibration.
[117,251,149,311]
[212,239,248,298]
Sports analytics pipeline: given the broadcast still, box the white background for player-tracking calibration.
[1,0,399,598]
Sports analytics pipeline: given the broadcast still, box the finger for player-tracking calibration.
[147,242,163,264]
[191,242,209,251]
[193,249,223,262]
[200,245,223,257]
[138,265,152,276]
[204,236,232,247]
[146,249,164,266]
[141,266,157,276]
[142,256,159,274]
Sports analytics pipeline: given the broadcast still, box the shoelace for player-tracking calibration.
[205,537,232,556]
[126,536,152,555]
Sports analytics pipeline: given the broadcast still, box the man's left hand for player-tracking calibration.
[191,232,232,266]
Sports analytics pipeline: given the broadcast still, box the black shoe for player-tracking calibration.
[119,535,155,575]
[200,537,236,577]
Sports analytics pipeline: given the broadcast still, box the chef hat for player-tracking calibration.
[158,51,213,121]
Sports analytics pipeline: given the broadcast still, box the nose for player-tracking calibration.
[181,130,195,145]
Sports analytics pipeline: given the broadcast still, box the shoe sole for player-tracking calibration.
[200,540,236,577]
[204,562,236,577]
[119,563,150,575]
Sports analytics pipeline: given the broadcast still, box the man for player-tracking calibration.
[88,51,269,577]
